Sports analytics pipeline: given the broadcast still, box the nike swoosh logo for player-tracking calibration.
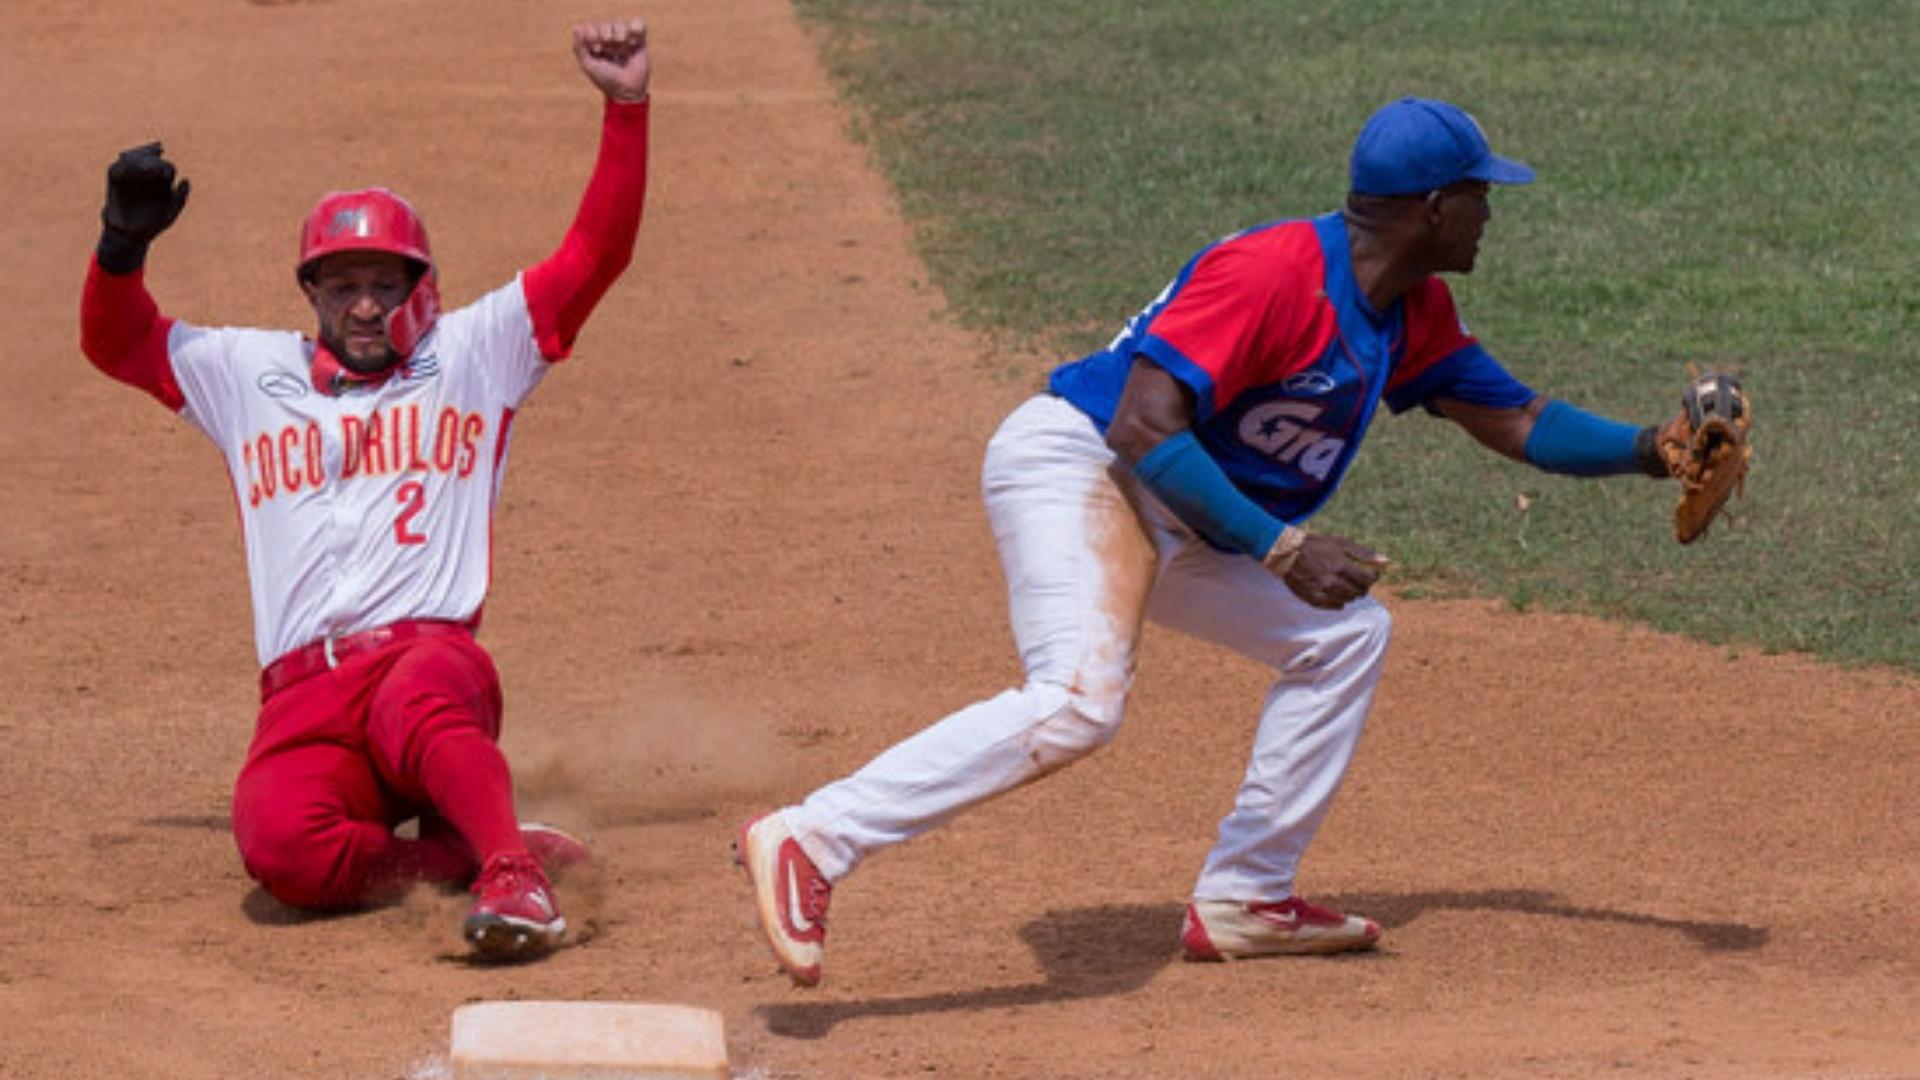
[784,858,814,934]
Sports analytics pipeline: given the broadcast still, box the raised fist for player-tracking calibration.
[102,142,191,245]
[573,18,651,103]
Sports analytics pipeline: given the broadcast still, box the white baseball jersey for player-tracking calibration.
[166,279,548,665]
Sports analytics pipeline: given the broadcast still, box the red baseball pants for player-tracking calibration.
[231,630,526,909]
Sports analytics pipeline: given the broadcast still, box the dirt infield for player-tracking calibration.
[2,1,1915,1077]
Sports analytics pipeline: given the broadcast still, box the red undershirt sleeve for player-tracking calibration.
[79,256,184,411]
[522,97,650,361]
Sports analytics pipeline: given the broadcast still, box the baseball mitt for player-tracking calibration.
[1655,370,1752,544]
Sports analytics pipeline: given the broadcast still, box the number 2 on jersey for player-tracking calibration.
[394,481,428,545]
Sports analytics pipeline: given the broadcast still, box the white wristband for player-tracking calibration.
[1261,526,1307,577]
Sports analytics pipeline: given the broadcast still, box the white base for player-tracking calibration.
[450,1001,729,1080]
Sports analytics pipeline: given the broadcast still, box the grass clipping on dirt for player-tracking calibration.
[795,0,1920,671]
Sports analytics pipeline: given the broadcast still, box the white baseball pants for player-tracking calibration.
[787,393,1389,901]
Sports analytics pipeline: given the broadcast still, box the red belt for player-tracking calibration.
[259,618,472,700]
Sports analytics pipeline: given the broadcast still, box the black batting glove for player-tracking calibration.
[97,142,191,274]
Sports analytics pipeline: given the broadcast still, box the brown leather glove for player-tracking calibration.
[1655,371,1753,544]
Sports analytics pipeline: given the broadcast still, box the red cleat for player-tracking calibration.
[1182,897,1381,961]
[734,812,832,987]
[464,853,566,961]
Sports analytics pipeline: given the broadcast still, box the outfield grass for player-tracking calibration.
[795,0,1919,671]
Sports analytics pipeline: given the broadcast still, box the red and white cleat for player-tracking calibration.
[734,811,832,987]
[1181,897,1381,961]
[464,853,566,962]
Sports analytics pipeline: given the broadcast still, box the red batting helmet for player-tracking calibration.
[296,187,440,359]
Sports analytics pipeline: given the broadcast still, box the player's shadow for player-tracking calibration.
[240,887,349,926]
[139,814,231,831]
[758,888,1767,1039]
[128,813,333,929]
[757,902,1185,1040]
[134,813,342,929]
[1326,887,1769,952]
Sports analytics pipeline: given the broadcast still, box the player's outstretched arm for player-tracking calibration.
[522,17,653,359]
[1436,395,1667,478]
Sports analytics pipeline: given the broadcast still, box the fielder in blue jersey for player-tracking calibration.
[738,98,1680,984]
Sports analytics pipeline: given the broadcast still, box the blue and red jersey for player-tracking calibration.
[1050,211,1535,524]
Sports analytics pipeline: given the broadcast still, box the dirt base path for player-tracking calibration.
[2,2,1915,1077]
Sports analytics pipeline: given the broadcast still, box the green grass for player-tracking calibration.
[796,0,1920,670]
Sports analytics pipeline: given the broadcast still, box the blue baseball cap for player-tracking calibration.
[1349,97,1535,196]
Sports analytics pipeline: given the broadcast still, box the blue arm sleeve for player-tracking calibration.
[1523,399,1656,477]
[1133,431,1286,556]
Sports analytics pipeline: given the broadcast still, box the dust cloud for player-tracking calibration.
[505,678,792,835]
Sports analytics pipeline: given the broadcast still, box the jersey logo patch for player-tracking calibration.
[1280,370,1337,396]
[401,352,441,382]
[257,371,309,399]
[1238,400,1347,481]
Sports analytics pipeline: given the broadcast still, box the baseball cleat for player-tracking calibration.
[464,853,566,962]
[1181,897,1381,961]
[519,821,593,882]
[734,811,832,987]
